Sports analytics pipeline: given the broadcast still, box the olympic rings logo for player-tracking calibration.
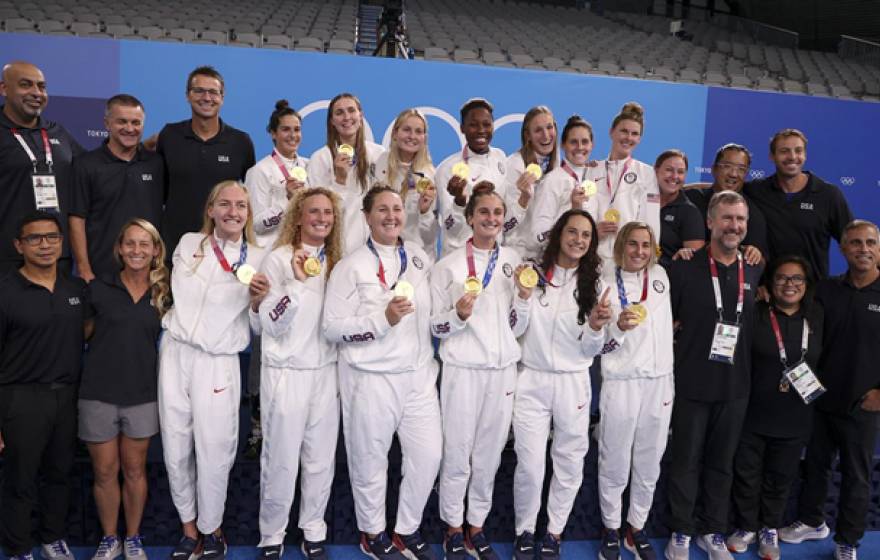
[749,169,766,179]
[840,176,855,186]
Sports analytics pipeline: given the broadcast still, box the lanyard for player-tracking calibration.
[12,129,53,172]
[768,308,809,368]
[209,236,248,275]
[367,238,407,290]
[270,150,298,180]
[708,247,744,324]
[604,157,631,204]
[561,160,584,186]
[615,266,649,308]
[537,154,551,174]
[466,237,500,290]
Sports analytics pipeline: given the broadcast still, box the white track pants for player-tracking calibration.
[158,336,240,535]
[438,364,516,528]
[258,364,339,545]
[598,374,674,529]
[338,361,442,535]
[513,367,591,535]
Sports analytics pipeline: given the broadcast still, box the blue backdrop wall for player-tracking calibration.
[4,32,879,273]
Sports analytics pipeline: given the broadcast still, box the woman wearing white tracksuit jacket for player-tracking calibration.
[430,182,534,560]
[254,187,343,560]
[511,208,617,560]
[596,221,674,560]
[322,186,440,560]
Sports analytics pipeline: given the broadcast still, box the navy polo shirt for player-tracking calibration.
[685,185,769,258]
[659,190,704,269]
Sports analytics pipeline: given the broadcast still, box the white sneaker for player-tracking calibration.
[41,540,75,560]
[778,521,830,544]
[757,528,780,560]
[93,536,122,560]
[725,529,756,553]
[124,535,148,560]
[664,532,690,560]
[697,534,733,560]
[834,543,857,560]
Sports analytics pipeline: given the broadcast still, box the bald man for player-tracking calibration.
[0,61,84,273]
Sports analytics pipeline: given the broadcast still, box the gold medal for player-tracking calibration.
[628,303,648,324]
[393,280,414,300]
[518,267,539,288]
[655,243,662,258]
[416,177,432,194]
[291,166,308,182]
[603,208,621,223]
[580,180,598,197]
[525,163,543,180]
[235,263,257,285]
[338,144,354,158]
[303,256,322,277]
[452,162,470,180]
[463,276,482,295]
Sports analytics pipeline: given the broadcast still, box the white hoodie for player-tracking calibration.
[244,150,309,248]
[530,161,600,252]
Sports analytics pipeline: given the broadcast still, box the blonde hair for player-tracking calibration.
[191,181,258,271]
[326,92,370,191]
[274,187,344,277]
[385,108,434,201]
[611,101,645,134]
[612,221,658,270]
[114,218,171,317]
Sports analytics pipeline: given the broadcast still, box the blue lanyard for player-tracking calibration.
[366,238,407,289]
[615,266,648,308]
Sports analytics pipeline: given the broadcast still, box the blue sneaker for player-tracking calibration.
[201,533,226,560]
[10,553,35,560]
[394,531,437,560]
[539,534,560,560]
[301,540,327,560]
[169,536,200,560]
[257,544,283,560]
[598,528,620,560]
[41,540,74,560]
[360,532,406,560]
[443,532,468,560]
[92,536,122,560]
[623,528,656,560]
[465,531,499,560]
[124,535,147,560]
[513,532,535,560]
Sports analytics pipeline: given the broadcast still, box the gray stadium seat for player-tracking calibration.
[201,30,228,44]
[295,36,324,52]
[168,28,197,41]
[264,34,292,49]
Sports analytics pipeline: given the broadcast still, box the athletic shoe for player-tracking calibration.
[697,534,733,560]
[444,532,469,560]
[10,553,35,560]
[664,533,690,560]
[778,521,830,544]
[834,543,857,560]
[169,536,200,560]
[93,536,122,560]
[301,540,327,560]
[539,534,560,560]
[512,532,535,560]
[757,528,780,560]
[725,529,756,553]
[598,528,620,560]
[465,531,500,560]
[257,545,283,560]
[623,528,656,560]
[124,535,147,560]
[41,540,75,560]
[201,533,227,560]
[394,531,437,560]
[360,532,406,560]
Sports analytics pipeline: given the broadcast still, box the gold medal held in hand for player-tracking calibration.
[525,163,543,180]
[235,263,257,285]
[416,177,432,194]
[655,243,662,258]
[338,144,354,158]
[603,208,621,223]
[393,280,414,300]
[303,256,322,277]
[628,303,648,324]
[463,276,482,295]
[518,267,539,288]
[580,180,598,197]
[452,162,470,180]
[291,167,308,182]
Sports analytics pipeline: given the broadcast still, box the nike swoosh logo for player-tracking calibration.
[577,402,587,409]
[415,544,425,550]
[384,546,393,553]
[213,387,228,394]
[520,546,533,551]
[478,546,490,552]
[542,548,555,553]
[506,391,514,396]
[452,546,464,552]
[663,400,672,406]
[266,552,278,556]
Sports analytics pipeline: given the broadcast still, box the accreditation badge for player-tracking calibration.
[784,361,826,404]
[709,321,740,364]
[33,174,59,211]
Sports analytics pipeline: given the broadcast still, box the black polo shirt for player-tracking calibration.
[80,273,162,406]
[69,142,165,277]
[744,172,852,280]
[659,190,704,269]
[814,273,880,413]
[0,269,88,386]
[744,301,824,438]
[685,185,769,258]
[669,247,764,402]
[0,107,84,272]
[158,119,255,255]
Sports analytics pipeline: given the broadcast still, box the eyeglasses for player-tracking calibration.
[189,87,223,98]
[716,162,749,175]
[19,232,63,246]
[774,274,806,286]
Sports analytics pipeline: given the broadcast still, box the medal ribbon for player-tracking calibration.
[12,129,53,172]
[604,156,631,204]
[270,150,300,180]
[768,309,809,368]
[708,247,744,324]
[209,236,248,275]
[615,266,649,308]
[537,154,551,174]
[466,238,500,290]
[561,160,584,187]
[367,238,407,290]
